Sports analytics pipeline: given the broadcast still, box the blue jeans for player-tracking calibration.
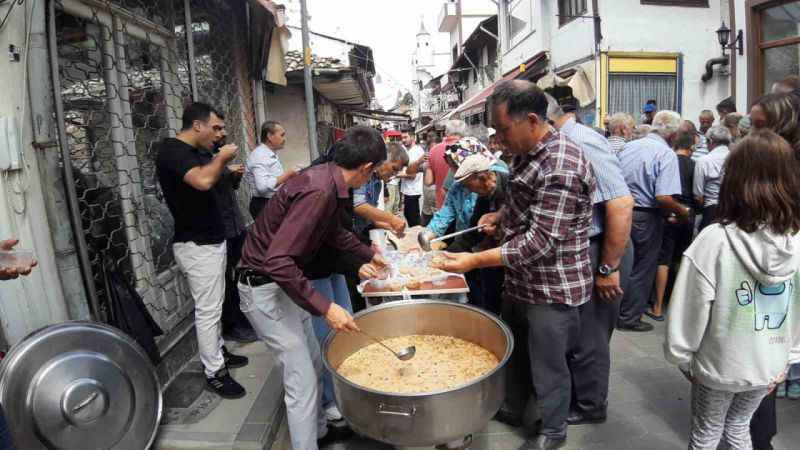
[0,406,16,450]
[310,274,352,410]
[789,363,800,381]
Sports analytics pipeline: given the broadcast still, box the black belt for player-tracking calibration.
[633,206,660,213]
[236,268,274,287]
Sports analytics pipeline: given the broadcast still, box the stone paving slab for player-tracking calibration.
[154,341,283,450]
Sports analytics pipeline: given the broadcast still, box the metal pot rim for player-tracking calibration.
[322,300,514,398]
[0,321,163,450]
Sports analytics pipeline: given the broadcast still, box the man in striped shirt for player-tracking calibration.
[607,113,635,154]
[436,80,596,450]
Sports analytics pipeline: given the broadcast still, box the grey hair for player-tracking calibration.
[705,125,732,146]
[699,109,715,119]
[650,110,682,137]
[633,124,652,140]
[738,115,752,135]
[386,142,409,166]
[467,124,490,145]
[445,119,468,137]
[608,113,635,136]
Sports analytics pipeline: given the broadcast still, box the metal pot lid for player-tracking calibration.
[0,322,162,450]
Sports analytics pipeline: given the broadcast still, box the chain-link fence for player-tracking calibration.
[52,0,256,345]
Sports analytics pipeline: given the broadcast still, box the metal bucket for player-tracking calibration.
[323,300,513,447]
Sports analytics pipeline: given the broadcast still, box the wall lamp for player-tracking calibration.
[716,21,744,57]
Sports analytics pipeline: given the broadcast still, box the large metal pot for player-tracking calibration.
[323,300,513,447]
[0,322,162,450]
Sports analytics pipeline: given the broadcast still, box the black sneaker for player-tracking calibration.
[206,367,246,399]
[222,346,249,368]
[317,425,353,447]
[566,409,607,425]
[616,320,654,332]
[223,326,258,343]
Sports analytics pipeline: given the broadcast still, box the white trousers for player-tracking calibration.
[238,281,327,450]
[173,241,227,377]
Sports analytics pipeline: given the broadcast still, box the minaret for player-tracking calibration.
[415,19,434,68]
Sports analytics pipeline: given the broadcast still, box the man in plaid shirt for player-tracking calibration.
[437,80,595,450]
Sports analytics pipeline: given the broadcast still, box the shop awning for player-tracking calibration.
[450,52,548,119]
[537,65,596,107]
[383,130,402,139]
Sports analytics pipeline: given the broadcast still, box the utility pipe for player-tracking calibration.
[299,0,318,160]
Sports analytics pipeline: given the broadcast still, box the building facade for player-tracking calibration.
[498,0,734,126]
[733,0,800,112]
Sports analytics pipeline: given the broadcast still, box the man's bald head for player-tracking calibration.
[489,80,549,120]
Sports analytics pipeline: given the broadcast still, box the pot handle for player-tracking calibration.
[376,403,416,417]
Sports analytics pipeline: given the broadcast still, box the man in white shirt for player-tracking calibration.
[245,121,297,219]
[694,125,732,231]
[399,131,426,227]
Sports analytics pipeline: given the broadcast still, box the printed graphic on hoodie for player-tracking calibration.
[736,280,795,331]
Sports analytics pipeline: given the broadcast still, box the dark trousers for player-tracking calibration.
[222,232,253,333]
[502,300,536,425]
[421,213,433,227]
[619,210,663,326]
[249,196,268,220]
[751,390,777,450]
[403,194,421,227]
[569,239,634,414]
[526,303,581,439]
[465,269,483,307]
[699,204,719,232]
[0,406,15,450]
[479,267,504,315]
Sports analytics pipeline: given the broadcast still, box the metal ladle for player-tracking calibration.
[417,225,486,252]
[357,330,416,361]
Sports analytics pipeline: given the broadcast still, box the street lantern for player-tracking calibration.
[715,21,744,56]
[716,21,731,51]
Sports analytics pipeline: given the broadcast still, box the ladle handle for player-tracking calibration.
[359,330,402,359]
[430,224,486,244]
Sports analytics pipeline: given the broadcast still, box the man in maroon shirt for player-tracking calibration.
[237,126,386,450]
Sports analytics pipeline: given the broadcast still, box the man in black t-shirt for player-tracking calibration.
[156,102,248,400]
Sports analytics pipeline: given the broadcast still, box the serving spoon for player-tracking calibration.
[357,330,416,361]
[417,225,486,251]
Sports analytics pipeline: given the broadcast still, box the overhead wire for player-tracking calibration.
[0,0,25,31]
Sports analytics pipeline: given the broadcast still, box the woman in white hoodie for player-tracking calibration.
[665,130,800,450]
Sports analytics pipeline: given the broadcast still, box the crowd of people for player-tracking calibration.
[139,72,800,450]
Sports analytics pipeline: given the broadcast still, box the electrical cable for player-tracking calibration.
[0,0,24,32]
[3,0,33,218]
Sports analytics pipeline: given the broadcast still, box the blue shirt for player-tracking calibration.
[619,133,682,208]
[427,161,509,237]
[561,118,631,237]
[352,174,383,233]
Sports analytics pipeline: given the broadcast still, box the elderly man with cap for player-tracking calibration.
[641,101,657,125]
[447,152,510,314]
[422,137,508,305]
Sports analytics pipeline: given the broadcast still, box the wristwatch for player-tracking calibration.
[597,263,620,276]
